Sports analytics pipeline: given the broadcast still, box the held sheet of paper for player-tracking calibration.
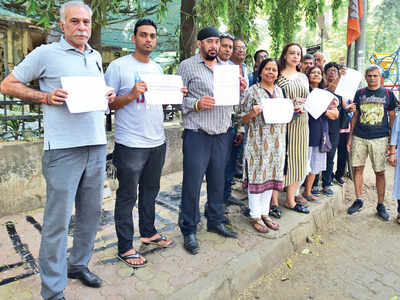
[61,76,110,113]
[213,64,240,105]
[335,68,362,100]
[261,98,294,124]
[140,74,183,104]
[304,88,334,119]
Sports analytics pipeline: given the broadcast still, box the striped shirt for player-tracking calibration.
[176,54,232,135]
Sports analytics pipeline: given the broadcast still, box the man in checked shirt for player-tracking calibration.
[176,26,246,255]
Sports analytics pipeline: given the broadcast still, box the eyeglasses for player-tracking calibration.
[234,46,246,51]
[326,68,338,74]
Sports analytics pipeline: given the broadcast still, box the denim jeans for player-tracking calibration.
[223,127,242,199]
[113,142,166,254]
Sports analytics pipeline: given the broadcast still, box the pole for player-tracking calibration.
[347,44,353,68]
[354,0,367,72]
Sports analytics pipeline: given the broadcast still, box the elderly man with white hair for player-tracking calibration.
[0,1,115,299]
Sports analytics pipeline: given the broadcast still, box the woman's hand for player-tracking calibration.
[251,105,263,118]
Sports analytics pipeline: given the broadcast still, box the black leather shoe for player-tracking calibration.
[67,268,102,288]
[183,234,200,255]
[207,223,238,238]
[224,196,245,207]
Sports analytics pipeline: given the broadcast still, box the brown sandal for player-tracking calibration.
[250,218,269,233]
[261,215,279,231]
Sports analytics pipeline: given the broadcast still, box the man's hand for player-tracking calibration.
[240,76,247,92]
[128,81,147,100]
[347,138,352,153]
[105,89,116,104]
[388,152,397,167]
[198,96,215,110]
[181,87,188,97]
[48,88,68,105]
[233,132,243,146]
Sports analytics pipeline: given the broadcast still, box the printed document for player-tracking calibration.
[140,74,183,104]
[261,98,294,124]
[335,68,362,100]
[61,76,109,113]
[304,88,335,119]
[213,64,240,105]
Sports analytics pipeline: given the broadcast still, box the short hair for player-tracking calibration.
[324,61,340,74]
[257,58,281,83]
[303,53,315,62]
[278,43,303,71]
[254,49,269,62]
[365,65,381,76]
[134,19,157,36]
[60,1,92,24]
[306,65,324,89]
[220,33,235,42]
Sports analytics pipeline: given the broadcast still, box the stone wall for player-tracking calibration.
[0,124,183,217]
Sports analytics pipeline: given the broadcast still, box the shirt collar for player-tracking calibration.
[59,36,93,53]
[195,53,221,64]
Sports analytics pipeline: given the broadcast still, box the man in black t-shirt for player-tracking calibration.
[347,65,398,220]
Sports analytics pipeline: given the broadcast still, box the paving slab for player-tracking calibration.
[0,171,344,300]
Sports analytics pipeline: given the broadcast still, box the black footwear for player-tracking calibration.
[269,205,282,219]
[224,196,244,207]
[377,203,390,221]
[67,268,102,288]
[183,234,200,255]
[347,199,363,215]
[207,223,238,238]
[334,177,345,186]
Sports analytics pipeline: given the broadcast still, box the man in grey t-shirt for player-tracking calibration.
[0,2,115,299]
[105,19,181,268]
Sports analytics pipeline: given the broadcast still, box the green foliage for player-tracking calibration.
[18,0,172,29]
[372,0,400,53]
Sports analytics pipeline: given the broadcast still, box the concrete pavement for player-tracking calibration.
[0,171,345,300]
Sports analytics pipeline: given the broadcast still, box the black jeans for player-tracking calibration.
[335,132,350,179]
[113,142,166,254]
[180,129,230,236]
[313,132,340,188]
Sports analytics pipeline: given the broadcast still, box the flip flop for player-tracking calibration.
[141,234,176,248]
[261,215,279,231]
[269,205,282,219]
[284,203,310,214]
[295,195,309,207]
[250,218,269,233]
[117,252,147,268]
[302,194,320,203]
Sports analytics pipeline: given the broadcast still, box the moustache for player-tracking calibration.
[73,32,89,38]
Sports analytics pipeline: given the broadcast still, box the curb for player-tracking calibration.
[168,185,345,300]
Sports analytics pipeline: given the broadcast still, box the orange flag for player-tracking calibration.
[346,0,364,46]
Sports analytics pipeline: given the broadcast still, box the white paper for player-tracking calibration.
[140,74,183,105]
[304,88,335,119]
[213,64,240,105]
[261,98,294,124]
[335,68,362,100]
[61,76,109,113]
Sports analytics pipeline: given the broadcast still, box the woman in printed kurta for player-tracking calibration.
[241,59,286,232]
[388,112,400,224]
[276,43,310,214]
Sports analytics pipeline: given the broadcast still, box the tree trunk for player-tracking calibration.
[89,24,102,53]
[84,0,102,53]
[179,0,196,61]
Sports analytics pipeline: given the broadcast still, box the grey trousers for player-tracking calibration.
[39,145,106,300]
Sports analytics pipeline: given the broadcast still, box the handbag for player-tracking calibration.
[319,118,332,153]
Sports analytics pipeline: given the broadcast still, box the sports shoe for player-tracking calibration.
[334,177,345,186]
[347,199,363,215]
[322,187,334,196]
[311,186,321,196]
[377,203,389,221]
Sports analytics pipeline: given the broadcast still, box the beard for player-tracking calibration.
[205,50,217,61]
